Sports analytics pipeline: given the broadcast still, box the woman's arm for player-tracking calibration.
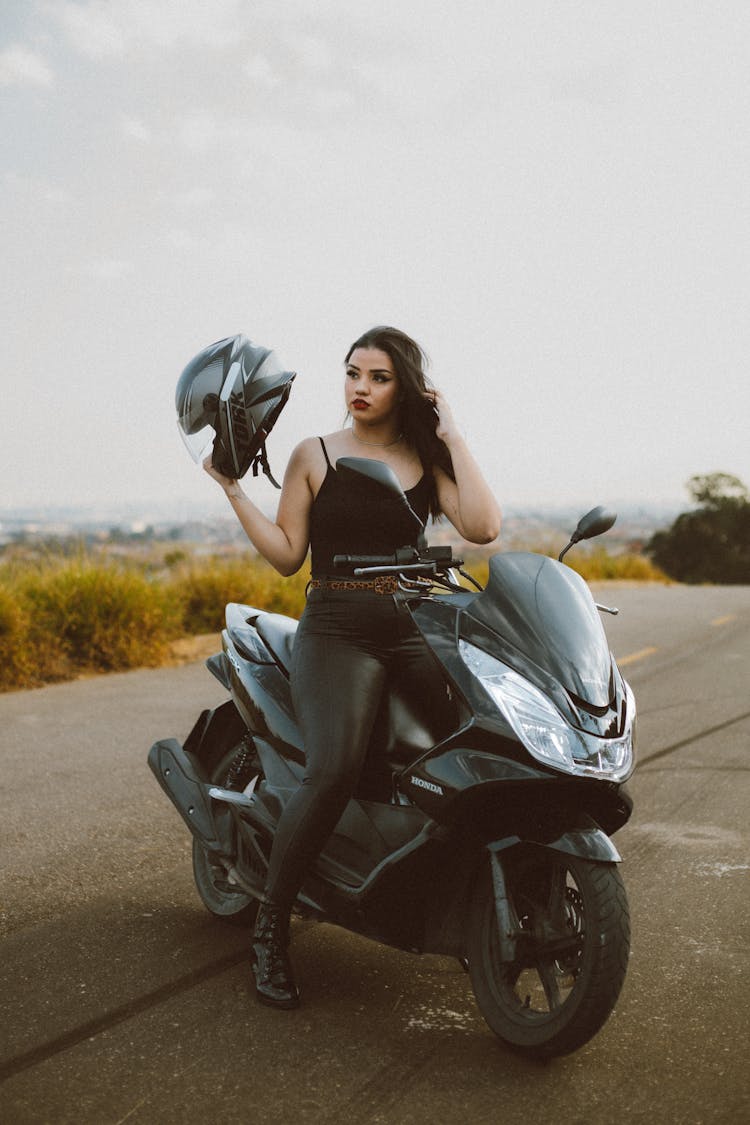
[428,389,502,545]
[203,439,317,575]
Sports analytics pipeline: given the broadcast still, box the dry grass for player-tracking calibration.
[464,547,667,587]
[0,549,311,691]
[166,555,308,634]
[0,553,181,689]
[565,548,668,582]
[0,544,665,692]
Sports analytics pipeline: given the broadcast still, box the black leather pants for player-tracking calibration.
[264,588,446,913]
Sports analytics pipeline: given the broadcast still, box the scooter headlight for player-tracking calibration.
[459,640,634,781]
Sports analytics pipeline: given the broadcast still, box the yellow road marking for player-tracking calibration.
[711,615,735,627]
[618,646,658,667]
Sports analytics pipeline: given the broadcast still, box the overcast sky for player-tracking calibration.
[2,1,748,517]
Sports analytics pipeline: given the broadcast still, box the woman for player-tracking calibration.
[204,325,501,1009]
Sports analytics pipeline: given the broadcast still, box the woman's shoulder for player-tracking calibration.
[289,435,327,463]
[292,432,343,452]
[286,436,331,492]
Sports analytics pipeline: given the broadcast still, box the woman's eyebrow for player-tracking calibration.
[346,363,393,375]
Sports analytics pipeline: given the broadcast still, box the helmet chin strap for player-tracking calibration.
[251,434,281,488]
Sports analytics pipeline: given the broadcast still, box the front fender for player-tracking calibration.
[488,821,621,864]
[541,827,621,863]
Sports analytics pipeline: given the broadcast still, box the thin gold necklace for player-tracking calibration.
[351,427,404,449]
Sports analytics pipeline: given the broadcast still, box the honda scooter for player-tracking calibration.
[148,459,635,1058]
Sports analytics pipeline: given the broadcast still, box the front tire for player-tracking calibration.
[467,851,630,1058]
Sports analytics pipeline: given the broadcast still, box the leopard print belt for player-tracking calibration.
[308,575,400,595]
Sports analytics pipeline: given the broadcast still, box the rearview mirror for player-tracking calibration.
[335,457,425,535]
[575,506,617,541]
[336,457,405,497]
[559,505,617,562]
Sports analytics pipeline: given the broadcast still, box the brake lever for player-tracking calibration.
[353,562,437,577]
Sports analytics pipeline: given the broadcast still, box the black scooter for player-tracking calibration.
[148,459,635,1058]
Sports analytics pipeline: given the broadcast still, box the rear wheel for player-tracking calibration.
[192,742,261,928]
[467,851,630,1058]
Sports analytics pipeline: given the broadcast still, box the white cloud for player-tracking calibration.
[3,171,69,203]
[549,63,629,106]
[178,111,221,154]
[55,0,246,57]
[72,258,135,281]
[244,53,279,89]
[309,88,354,114]
[174,187,215,213]
[286,33,333,72]
[57,3,126,58]
[352,56,460,118]
[121,115,152,142]
[137,1,241,49]
[0,44,54,87]
[164,227,210,252]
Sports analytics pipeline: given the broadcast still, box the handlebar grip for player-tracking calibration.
[333,554,396,567]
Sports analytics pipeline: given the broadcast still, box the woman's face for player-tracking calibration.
[344,346,401,425]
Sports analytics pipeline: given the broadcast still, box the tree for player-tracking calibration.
[686,472,748,508]
[647,473,750,584]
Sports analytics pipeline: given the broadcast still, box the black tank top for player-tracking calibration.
[309,438,431,577]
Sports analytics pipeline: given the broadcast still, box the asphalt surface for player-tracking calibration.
[1,583,749,1124]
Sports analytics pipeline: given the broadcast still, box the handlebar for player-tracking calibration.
[333,546,459,569]
[332,545,465,584]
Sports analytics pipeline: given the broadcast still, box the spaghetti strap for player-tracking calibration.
[318,437,332,468]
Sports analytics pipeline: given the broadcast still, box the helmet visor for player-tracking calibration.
[177,420,215,465]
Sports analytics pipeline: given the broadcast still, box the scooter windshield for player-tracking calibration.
[465,552,613,707]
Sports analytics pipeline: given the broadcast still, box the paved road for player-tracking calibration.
[1,584,749,1124]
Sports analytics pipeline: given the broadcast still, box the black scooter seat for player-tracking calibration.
[255,612,297,671]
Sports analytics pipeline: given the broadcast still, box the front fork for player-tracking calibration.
[487,826,620,963]
[489,850,523,963]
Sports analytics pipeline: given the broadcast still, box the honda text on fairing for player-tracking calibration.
[149,459,635,1058]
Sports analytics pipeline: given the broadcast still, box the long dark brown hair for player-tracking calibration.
[344,326,455,520]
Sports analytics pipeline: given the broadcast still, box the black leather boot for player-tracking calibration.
[251,902,299,1009]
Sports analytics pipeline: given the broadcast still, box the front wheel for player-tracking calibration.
[467,851,630,1058]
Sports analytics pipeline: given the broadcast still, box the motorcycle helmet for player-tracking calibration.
[176,334,295,486]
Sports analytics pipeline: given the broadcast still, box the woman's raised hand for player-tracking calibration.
[423,387,460,445]
[203,453,238,492]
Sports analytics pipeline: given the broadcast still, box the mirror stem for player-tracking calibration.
[558,534,580,563]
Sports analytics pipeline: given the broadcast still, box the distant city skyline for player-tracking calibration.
[2,2,748,514]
